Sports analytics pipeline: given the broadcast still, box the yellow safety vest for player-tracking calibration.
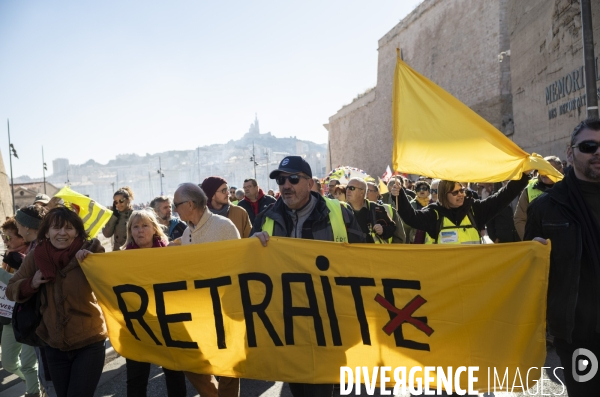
[526,179,544,203]
[424,209,481,245]
[262,197,348,242]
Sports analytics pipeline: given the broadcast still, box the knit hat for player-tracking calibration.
[15,209,42,230]
[201,176,228,202]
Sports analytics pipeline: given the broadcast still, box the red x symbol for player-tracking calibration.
[375,294,434,336]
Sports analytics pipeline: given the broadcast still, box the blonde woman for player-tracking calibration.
[122,209,187,396]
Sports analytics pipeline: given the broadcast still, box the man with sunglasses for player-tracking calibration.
[251,156,364,397]
[525,118,600,395]
[408,180,432,243]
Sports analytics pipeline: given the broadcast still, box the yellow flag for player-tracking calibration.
[81,238,549,392]
[392,56,562,182]
[55,187,113,238]
[378,178,389,194]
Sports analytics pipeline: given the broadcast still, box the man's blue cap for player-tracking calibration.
[269,156,312,178]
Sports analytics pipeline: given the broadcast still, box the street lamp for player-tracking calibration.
[157,157,164,195]
[7,120,18,213]
[249,141,258,179]
[42,146,48,194]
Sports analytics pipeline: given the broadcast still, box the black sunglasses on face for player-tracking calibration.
[572,140,600,154]
[431,189,438,194]
[417,186,430,192]
[449,188,466,196]
[276,175,307,185]
[115,199,126,204]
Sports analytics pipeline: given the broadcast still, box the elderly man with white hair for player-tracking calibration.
[345,177,396,243]
[172,182,240,397]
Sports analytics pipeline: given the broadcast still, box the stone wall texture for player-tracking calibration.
[328,0,600,177]
[509,0,600,161]
[328,0,512,177]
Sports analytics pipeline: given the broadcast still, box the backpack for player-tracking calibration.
[12,284,47,347]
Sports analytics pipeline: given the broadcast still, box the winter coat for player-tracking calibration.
[525,169,600,342]
[102,209,133,250]
[251,192,365,243]
[6,239,107,351]
[396,174,528,240]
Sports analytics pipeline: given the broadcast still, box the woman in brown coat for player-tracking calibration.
[6,207,107,397]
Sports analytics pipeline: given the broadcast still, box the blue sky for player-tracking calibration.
[0,0,422,178]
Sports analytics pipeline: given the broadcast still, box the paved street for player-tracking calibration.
[0,342,569,397]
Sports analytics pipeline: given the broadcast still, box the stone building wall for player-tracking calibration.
[328,0,512,176]
[509,0,600,161]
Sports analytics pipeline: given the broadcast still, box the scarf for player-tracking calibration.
[246,189,265,215]
[34,236,85,283]
[209,203,230,217]
[564,168,600,332]
[125,236,167,250]
[415,196,430,208]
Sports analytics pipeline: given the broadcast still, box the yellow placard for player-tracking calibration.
[81,238,550,392]
[55,187,113,238]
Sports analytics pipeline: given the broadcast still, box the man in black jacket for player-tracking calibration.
[525,118,600,396]
[251,156,365,397]
[238,178,276,224]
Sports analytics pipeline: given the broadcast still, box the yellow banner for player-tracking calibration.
[81,238,550,392]
[55,187,113,238]
[392,56,562,183]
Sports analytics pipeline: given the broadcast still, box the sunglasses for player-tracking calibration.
[417,186,430,192]
[275,174,308,185]
[572,140,600,154]
[1,234,10,242]
[347,186,364,191]
[431,189,438,194]
[448,188,466,196]
[115,199,126,204]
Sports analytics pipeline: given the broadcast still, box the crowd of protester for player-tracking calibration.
[0,117,598,397]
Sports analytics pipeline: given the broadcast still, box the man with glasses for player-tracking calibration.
[367,181,407,243]
[201,176,252,238]
[525,118,600,395]
[326,179,340,199]
[239,178,276,224]
[251,156,364,397]
[513,155,563,240]
[346,177,395,244]
[171,183,240,396]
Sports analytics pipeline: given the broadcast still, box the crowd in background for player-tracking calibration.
[0,117,598,397]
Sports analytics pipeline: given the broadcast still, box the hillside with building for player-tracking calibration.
[13,115,327,206]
